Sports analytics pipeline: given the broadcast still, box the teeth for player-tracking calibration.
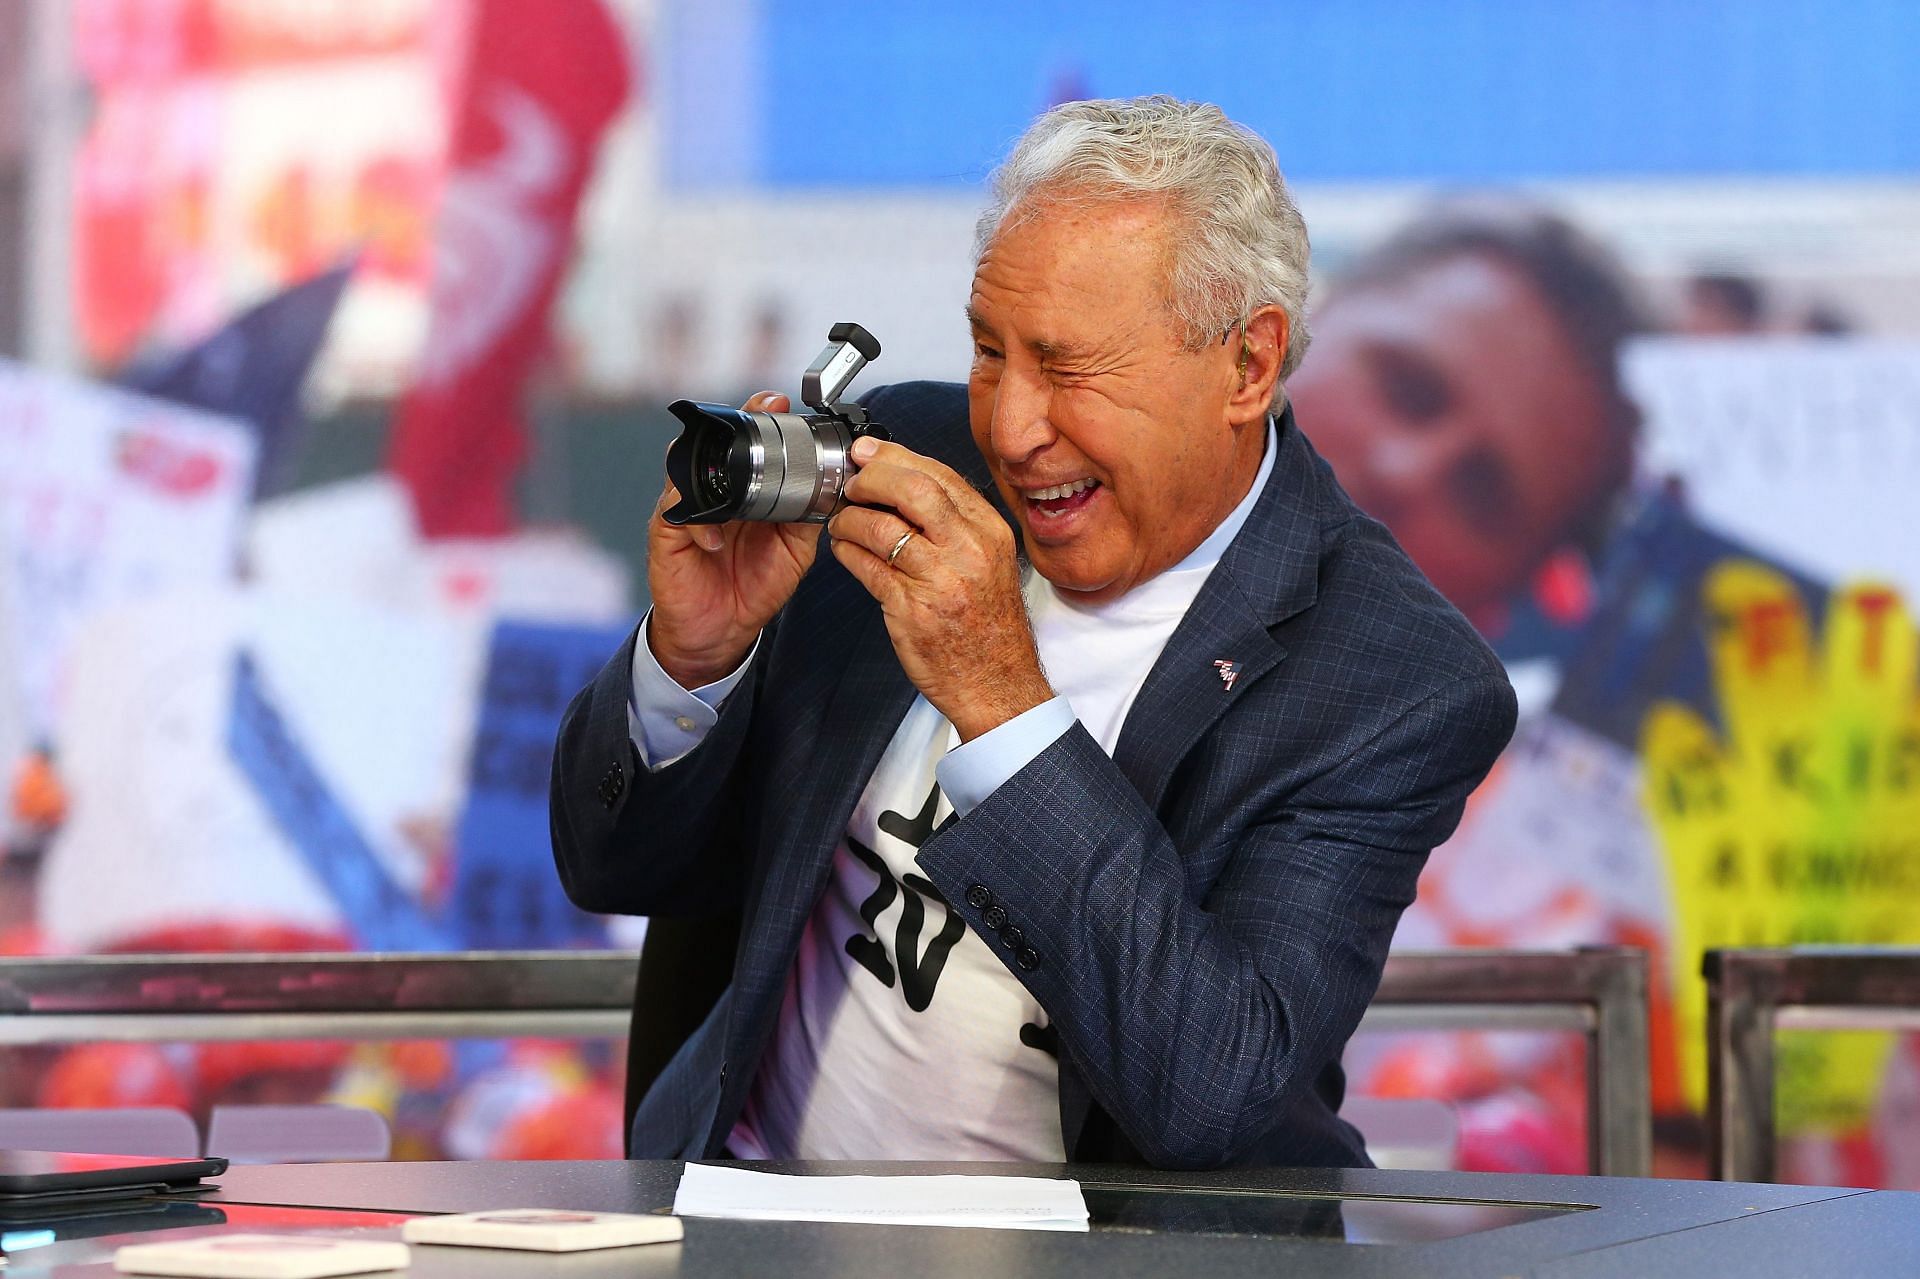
[1030,478,1097,502]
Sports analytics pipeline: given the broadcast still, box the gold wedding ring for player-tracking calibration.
[886,529,917,566]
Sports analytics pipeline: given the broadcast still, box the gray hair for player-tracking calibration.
[974,96,1313,397]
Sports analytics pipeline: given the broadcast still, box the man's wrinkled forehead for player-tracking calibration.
[980,184,1180,259]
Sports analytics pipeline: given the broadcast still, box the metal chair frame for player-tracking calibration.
[0,945,1652,1176]
[1705,946,1920,1182]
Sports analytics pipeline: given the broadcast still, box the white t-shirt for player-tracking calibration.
[729,423,1276,1160]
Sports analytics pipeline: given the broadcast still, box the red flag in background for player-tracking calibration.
[388,0,629,537]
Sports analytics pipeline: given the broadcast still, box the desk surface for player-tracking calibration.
[2,1160,1916,1278]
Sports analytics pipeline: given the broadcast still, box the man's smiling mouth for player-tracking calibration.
[1023,477,1102,518]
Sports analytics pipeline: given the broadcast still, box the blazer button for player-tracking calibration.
[597,761,626,809]
[1016,947,1041,971]
[982,905,1008,931]
[965,884,992,910]
[998,924,1024,950]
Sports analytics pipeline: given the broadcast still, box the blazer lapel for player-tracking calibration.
[1111,409,1324,809]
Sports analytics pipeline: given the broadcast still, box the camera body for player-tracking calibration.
[662,322,890,525]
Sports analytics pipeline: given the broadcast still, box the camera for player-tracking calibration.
[662,322,890,525]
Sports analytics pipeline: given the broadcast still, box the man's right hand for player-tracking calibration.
[646,392,822,690]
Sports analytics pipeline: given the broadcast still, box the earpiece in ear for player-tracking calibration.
[1222,318,1253,384]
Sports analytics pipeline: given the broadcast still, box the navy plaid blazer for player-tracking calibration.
[552,381,1516,1169]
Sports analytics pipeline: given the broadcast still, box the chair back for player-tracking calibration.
[203,1104,390,1164]
[624,913,739,1153]
[0,1106,200,1157]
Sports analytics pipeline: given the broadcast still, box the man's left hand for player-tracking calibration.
[828,437,1054,741]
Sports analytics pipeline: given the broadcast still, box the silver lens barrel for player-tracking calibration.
[736,410,856,523]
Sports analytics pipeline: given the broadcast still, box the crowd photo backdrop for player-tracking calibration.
[2,0,1917,1178]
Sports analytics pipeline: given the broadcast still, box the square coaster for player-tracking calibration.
[114,1234,408,1278]
[401,1209,684,1252]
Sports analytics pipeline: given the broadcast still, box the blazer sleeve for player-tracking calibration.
[913,667,1516,1169]
[550,622,761,919]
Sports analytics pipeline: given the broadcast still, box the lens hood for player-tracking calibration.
[663,400,757,525]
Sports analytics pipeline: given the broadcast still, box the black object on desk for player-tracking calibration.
[0,1151,226,1204]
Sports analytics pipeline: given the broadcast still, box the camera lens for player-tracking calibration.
[691,431,733,502]
[664,401,761,524]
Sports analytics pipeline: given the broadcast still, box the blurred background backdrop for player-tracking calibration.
[1,0,1917,1180]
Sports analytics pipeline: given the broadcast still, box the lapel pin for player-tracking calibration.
[1213,659,1239,691]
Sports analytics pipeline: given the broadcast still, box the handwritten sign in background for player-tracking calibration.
[0,362,256,752]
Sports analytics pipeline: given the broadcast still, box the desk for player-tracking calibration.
[3,1161,1916,1277]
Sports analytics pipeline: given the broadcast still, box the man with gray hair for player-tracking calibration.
[554,96,1515,1168]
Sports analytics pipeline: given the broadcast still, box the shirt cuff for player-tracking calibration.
[627,612,758,770]
[936,695,1076,816]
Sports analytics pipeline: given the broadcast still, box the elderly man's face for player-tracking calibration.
[966,198,1267,603]
[1285,253,1615,624]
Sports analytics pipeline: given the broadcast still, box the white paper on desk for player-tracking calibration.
[672,1163,1090,1232]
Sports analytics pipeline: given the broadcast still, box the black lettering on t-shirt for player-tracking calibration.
[841,782,967,1009]
[844,836,898,988]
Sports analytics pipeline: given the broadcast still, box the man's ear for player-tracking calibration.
[1228,306,1289,424]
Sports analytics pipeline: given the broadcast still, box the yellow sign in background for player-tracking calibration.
[1643,564,1920,1129]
